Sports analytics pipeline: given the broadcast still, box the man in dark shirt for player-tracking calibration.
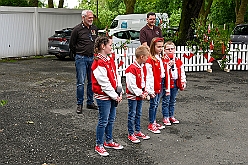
[140,12,163,47]
[69,10,98,114]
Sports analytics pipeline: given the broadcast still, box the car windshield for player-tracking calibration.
[233,25,248,35]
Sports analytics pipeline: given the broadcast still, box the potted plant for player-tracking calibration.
[187,18,231,70]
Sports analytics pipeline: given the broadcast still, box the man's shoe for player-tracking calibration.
[163,118,172,126]
[147,123,161,134]
[169,117,180,124]
[87,103,98,110]
[95,145,109,156]
[104,141,123,149]
[134,132,150,140]
[128,134,141,143]
[76,104,82,114]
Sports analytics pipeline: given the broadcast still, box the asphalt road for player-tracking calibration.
[0,56,247,165]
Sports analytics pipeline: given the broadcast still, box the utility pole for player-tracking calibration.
[96,0,98,18]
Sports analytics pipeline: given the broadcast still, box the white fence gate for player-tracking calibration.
[114,44,248,76]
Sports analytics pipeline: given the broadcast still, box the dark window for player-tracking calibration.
[129,30,140,40]
[233,25,248,35]
[110,20,118,29]
[114,31,129,39]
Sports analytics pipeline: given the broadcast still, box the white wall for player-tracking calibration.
[0,6,82,58]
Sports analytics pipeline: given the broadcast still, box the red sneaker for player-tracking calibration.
[95,145,109,156]
[128,134,141,143]
[163,118,172,126]
[154,121,165,129]
[169,117,179,124]
[147,123,161,134]
[104,141,123,149]
[134,132,150,140]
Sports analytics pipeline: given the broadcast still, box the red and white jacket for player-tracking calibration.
[91,53,121,100]
[145,55,170,95]
[125,60,147,100]
[163,55,186,90]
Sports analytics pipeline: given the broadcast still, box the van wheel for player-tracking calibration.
[69,51,75,60]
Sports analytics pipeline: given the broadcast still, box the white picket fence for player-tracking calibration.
[114,44,248,76]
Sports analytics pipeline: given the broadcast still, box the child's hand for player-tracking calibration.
[150,93,156,98]
[166,91,170,96]
[116,96,122,103]
[168,60,175,66]
[181,83,186,90]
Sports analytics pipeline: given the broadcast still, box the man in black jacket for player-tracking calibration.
[69,10,98,114]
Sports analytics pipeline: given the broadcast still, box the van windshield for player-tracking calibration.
[110,20,118,29]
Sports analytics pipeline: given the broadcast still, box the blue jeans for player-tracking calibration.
[75,54,94,105]
[148,79,163,124]
[96,99,116,146]
[127,99,143,135]
[168,80,179,117]
[161,78,170,118]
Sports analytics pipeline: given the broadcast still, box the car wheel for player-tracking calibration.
[69,51,75,60]
[55,54,66,60]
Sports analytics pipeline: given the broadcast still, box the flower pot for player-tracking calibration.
[211,50,225,60]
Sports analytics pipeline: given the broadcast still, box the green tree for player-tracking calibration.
[106,0,126,14]
[29,0,38,6]
[0,0,29,6]
[78,0,119,29]
[199,0,213,26]
[58,0,64,8]
[209,0,236,25]
[176,0,204,45]
[235,0,248,25]
[123,0,136,14]
[135,0,157,13]
[48,0,54,8]
[154,0,182,15]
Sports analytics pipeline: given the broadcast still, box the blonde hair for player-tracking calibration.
[135,45,150,58]
[164,41,176,48]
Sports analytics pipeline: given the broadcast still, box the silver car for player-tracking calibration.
[230,24,248,44]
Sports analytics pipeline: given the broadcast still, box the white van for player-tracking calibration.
[99,13,169,49]
[109,13,169,32]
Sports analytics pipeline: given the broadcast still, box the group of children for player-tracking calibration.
[91,36,186,156]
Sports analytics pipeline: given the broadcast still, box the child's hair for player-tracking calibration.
[135,45,150,58]
[164,41,176,48]
[94,36,110,54]
[150,37,164,60]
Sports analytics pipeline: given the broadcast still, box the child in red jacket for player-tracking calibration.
[91,36,123,156]
[126,45,150,143]
[162,41,186,125]
[145,37,170,134]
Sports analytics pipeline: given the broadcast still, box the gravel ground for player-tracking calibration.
[0,57,247,165]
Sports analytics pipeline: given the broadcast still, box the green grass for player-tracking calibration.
[0,55,54,62]
[0,100,7,106]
